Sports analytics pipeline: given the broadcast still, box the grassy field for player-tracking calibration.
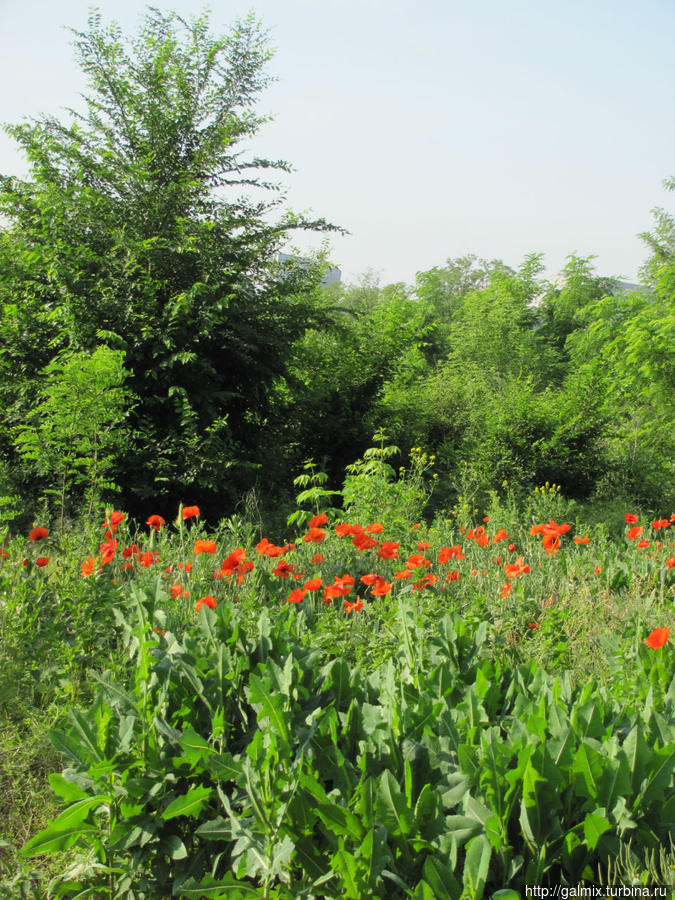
[1,487,674,898]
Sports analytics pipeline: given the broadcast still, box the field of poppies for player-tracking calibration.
[1,480,674,898]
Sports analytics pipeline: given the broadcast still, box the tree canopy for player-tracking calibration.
[0,7,337,517]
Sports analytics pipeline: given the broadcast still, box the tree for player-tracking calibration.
[0,7,338,518]
[13,347,132,535]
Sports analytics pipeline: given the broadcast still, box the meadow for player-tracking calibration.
[0,8,674,898]
[1,458,674,898]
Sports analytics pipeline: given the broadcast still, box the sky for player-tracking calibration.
[1,0,674,286]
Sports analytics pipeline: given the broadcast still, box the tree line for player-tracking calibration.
[1,7,673,531]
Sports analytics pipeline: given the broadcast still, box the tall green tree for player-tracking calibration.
[0,7,337,517]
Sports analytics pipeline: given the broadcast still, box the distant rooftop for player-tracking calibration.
[551,273,644,294]
[277,252,341,286]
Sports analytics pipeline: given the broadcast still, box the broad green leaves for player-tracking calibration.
[22,591,675,898]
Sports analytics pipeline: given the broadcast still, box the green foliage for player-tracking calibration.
[566,288,675,509]
[20,587,675,898]
[0,7,337,517]
[287,460,342,528]
[13,346,131,534]
[342,437,433,532]
[274,278,432,486]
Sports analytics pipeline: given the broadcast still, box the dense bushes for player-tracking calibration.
[0,7,673,527]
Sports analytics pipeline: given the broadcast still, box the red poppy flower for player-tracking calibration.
[81,556,97,577]
[645,627,669,649]
[312,553,325,564]
[102,511,125,534]
[542,534,560,556]
[627,526,643,540]
[445,571,459,582]
[370,577,393,597]
[344,598,364,614]
[286,588,305,604]
[234,560,254,585]
[412,573,438,592]
[99,539,118,566]
[574,535,590,545]
[122,544,139,559]
[221,548,247,576]
[507,543,516,552]
[377,541,399,560]
[594,566,602,575]
[493,528,508,543]
[308,513,328,528]
[417,541,430,551]
[504,556,530,579]
[394,569,412,580]
[324,574,354,600]
[257,538,286,558]
[636,539,650,549]
[367,522,384,534]
[182,506,200,520]
[500,582,511,597]
[438,545,466,563]
[335,522,360,537]
[625,513,639,524]
[29,526,49,541]
[146,515,165,531]
[194,539,217,555]
[35,557,50,567]
[140,552,155,567]
[528,622,539,630]
[303,577,323,592]
[406,553,431,569]
[352,533,378,551]
[170,583,184,598]
[273,560,297,578]
[303,527,326,544]
[666,556,675,569]
[334,573,355,590]
[196,595,217,611]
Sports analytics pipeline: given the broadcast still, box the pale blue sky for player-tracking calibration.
[1,0,674,285]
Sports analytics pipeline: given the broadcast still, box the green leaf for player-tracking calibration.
[48,773,90,802]
[572,743,603,800]
[315,801,365,841]
[463,834,492,900]
[332,844,363,898]
[21,824,98,857]
[422,855,461,897]
[247,673,290,744]
[640,746,675,807]
[582,812,612,850]
[376,770,414,838]
[50,728,95,766]
[443,815,482,845]
[173,874,260,897]
[162,785,213,820]
[360,827,393,891]
[179,726,216,764]
[196,816,233,841]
